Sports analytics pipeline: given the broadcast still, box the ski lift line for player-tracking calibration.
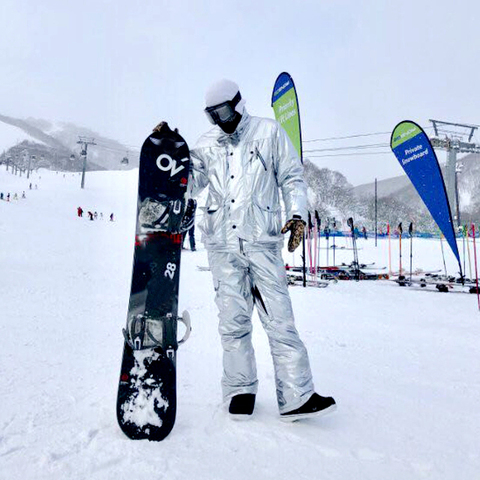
[304,144,388,152]
[93,140,140,151]
[429,119,480,130]
[303,131,391,143]
[93,143,140,154]
[84,127,440,154]
[304,143,389,153]
[92,138,141,148]
[434,129,477,138]
[307,151,392,158]
[122,144,142,150]
[94,142,140,151]
[303,127,434,144]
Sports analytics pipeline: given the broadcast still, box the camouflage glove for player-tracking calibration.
[153,121,178,134]
[281,216,305,252]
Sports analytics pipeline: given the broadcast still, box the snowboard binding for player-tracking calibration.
[138,198,186,233]
[138,197,195,234]
[123,311,192,352]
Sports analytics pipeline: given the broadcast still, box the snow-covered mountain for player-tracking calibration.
[0,114,138,172]
[302,159,433,231]
[303,159,356,225]
[301,153,480,231]
[352,153,480,227]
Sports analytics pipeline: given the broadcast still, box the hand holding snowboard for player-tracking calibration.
[153,121,179,134]
[281,216,306,252]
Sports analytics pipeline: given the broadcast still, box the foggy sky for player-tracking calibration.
[1,0,479,185]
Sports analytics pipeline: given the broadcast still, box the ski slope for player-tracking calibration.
[0,122,44,153]
[1,167,479,480]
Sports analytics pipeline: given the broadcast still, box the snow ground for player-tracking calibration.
[1,167,479,480]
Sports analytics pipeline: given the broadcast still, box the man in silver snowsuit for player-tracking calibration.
[188,79,335,419]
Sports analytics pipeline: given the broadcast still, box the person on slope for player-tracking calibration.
[156,79,336,420]
[182,199,197,251]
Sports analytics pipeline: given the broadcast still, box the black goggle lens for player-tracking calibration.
[205,103,235,124]
[204,91,242,125]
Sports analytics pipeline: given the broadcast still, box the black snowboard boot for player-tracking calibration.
[280,393,336,422]
[229,394,256,419]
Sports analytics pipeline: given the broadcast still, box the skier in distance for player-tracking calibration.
[155,79,335,420]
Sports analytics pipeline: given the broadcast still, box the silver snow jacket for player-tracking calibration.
[190,112,307,251]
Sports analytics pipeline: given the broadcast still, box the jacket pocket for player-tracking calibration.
[251,198,281,238]
[200,204,221,237]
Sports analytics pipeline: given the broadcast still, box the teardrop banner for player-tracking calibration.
[390,120,462,276]
[271,72,303,162]
[272,72,306,287]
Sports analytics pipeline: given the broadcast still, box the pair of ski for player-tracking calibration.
[395,276,480,294]
[286,261,379,272]
[116,124,192,442]
[322,271,388,281]
[286,273,331,288]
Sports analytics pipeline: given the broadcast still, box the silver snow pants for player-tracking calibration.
[207,246,315,413]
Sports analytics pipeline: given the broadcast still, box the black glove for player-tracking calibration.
[281,216,305,252]
[179,198,197,233]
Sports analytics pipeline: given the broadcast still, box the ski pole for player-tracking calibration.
[354,222,360,280]
[347,217,359,281]
[313,212,318,283]
[332,219,336,266]
[409,222,413,283]
[318,217,322,274]
[306,212,310,273]
[308,212,313,274]
[302,230,306,288]
[398,222,403,277]
[439,232,448,278]
[315,211,321,283]
[387,223,391,276]
[325,224,330,266]
[466,224,473,280]
[472,224,480,311]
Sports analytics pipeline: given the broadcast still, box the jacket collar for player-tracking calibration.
[216,111,251,146]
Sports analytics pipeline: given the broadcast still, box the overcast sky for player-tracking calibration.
[1,0,479,185]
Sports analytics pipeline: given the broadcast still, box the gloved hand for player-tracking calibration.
[179,198,197,233]
[281,216,305,252]
[153,121,179,134]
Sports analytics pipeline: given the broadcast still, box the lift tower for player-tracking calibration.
[429,120,480,226]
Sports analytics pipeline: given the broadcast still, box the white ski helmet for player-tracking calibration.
[204,79,246,125]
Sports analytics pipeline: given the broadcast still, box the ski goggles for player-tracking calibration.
[204,91,242,125]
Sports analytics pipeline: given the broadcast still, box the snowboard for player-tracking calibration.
[117,122,192,441]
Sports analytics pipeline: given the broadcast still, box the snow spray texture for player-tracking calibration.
[271,72,303,160]
[390,121,461,267]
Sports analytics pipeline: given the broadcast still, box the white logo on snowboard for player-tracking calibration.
[156,154,188,177]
